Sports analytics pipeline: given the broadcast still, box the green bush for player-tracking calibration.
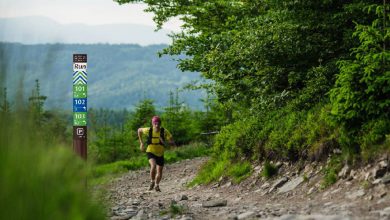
[255,103,335,161]
[329,3,390,152]
[189,158,229,186]
[321,155,343,189]
[261,161,278,179]
[359,118,390,161]
[360,118,390,149]
[213,117,258,160]
[228,162,252,183]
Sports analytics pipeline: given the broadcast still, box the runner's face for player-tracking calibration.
[152,121,160,129]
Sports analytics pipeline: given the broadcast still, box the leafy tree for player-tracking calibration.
[28,79,47,126]
[128,99,156,132]
[0,87,11,114]
[330,2,390,148]
[116,0,371,111]
[162,89,195,145]
[117,0,389,176]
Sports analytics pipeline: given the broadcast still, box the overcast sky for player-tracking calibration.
[0,0,181,31]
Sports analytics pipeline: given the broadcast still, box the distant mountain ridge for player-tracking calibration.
[0,43,205,110]
[0,16,172,45]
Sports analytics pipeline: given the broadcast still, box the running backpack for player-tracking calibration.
[146,127,165,145]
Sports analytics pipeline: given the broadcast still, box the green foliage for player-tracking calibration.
[359,119,390,160]
[0,87,11,114]
[169,203,184,216]
[228,162,252,183]
[189,158,229,186]
[118,0,372,110]
[261,161,278,179]
[330,3,390,147]
[213,116,258,160]
[162,90,197,145]
[0,104,104,220]
[129,99,156,131]
[321,156,343,189]
[28,79,47,126]
[89,93,221,164]
[189,158,252,185]
[91,130,131,164]
[91,157,149,179]
[114,0,389,185]
[160,203,185,218]
[165,142,210,163]
[360,118,390,149]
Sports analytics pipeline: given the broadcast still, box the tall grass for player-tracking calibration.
[0,111,105,219]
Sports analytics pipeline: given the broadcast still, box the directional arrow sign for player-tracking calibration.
[73,112,87,126]
[73,71,87,85]
[73,98,87,112]
[73,85,87,98]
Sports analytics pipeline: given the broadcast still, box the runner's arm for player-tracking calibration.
[137,128,145,151]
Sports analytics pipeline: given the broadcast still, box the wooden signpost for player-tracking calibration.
[73,54,87,160]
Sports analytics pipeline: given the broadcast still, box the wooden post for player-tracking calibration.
[73,54,88,160]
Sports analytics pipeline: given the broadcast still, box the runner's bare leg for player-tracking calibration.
[156,165,163,185]
[149,158,156,182]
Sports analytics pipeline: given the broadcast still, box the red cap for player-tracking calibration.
[152,116,161,123]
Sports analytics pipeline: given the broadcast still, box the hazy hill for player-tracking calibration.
[0,43,205,110]
[0,16,171,45]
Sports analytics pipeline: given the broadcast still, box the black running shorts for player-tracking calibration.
[146,152,165,166]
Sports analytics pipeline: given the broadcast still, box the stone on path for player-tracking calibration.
[177,194,189,201]
[381,174,390,184]
[379,207,390,218]
[345,189,365,200]
[338,165,350,179]
[235,211,255,220]
[133,209,147,220]
[278,214,350,220]
[110,214,135,220]
[202,199,228,208]
[278,176,305,194]
[269,177,289,193]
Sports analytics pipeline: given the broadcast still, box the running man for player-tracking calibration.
[137,116,176,192]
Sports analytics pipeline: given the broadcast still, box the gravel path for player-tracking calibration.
[106,157,390,220]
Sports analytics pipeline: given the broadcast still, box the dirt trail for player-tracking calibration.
[106,157,390,220]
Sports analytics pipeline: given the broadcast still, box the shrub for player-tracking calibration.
[321,155,343,189]
[261,161,278,179]
[228,162,252,183]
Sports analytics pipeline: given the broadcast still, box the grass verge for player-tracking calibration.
[188,158,252,186]
[90,142,210,186]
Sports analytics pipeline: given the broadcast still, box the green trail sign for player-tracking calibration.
[73,112,87,126]
[73,85,87,98]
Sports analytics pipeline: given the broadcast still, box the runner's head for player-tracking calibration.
[151,116,161,128]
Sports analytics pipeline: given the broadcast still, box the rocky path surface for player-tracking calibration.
[106,157,390,220]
